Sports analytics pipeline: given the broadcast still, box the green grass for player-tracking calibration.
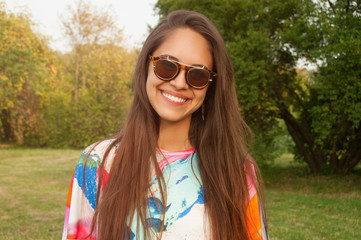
[264,154,361,239]
[0,148,79,239]
[0,149,360,239]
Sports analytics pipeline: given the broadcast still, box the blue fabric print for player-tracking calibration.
[74,152,99,209]
[147,197,171,215]
[182,200,187,207]
[146,218,163,232]
[123,226,135,240]
[146,197,171,232]
[178,186,204,218]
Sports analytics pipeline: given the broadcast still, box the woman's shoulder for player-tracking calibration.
[245,155,258,200]
[78,138,118,170]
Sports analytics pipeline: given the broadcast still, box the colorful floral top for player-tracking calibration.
[62,139,267,240]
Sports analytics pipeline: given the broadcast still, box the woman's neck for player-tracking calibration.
[158,117,192,151]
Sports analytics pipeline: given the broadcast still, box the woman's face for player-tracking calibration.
[146,28,213,125]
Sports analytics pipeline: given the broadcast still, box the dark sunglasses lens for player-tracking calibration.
[188,69,209,88]
[155,60,178,80]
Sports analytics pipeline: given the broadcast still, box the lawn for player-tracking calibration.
[264,154,361,239]
[0,148,78,239]
[0,149,360,239]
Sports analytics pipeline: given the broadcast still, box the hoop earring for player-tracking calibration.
[202,104,205,121]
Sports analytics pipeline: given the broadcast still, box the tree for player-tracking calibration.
[0,1,136,148]
[60,0,123,104]
[0,4,56,144]
[42,0,138,148]
[302,0,361,173]
[155,0,361,174]
[42,44,137,148]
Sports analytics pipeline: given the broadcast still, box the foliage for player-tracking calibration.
[305,0,361,173]
[61,0,123,47]
[47,0,137,148]
[41,44,137,148]
[0,1,137,148]
[155,0,361,174]
[0,4,57,144]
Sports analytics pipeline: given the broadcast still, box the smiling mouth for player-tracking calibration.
[161,91,188,103]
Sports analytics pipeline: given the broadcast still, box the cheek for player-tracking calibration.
[146,65,155,96]
[146,74,162,109]
[145,77,154,103]
[147,62,155,80]
[196,88,208,104]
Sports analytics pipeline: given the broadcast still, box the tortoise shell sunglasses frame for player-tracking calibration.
[150,55,217,89]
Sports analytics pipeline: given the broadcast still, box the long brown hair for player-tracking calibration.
[87,10,266,240]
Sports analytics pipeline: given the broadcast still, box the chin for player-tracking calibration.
[158,113,191,124]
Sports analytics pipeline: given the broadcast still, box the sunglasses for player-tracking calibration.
[150,56,217,89]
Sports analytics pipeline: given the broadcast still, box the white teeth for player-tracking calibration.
[162,92,187,103]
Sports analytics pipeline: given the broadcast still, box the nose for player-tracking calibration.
[169,69,189,90]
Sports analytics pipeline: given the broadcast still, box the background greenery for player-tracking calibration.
[1,0,360,173]
[0,1,136,149]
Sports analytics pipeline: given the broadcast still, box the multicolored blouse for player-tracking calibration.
[62,139,267,240]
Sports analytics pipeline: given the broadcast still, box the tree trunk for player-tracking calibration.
[283,119,320,172]
[341,129,361,174]
[271,81,325,173]
[75,57,79,104]
[0,109,14,142]
[275,101,325,173]
[329,122,350,173]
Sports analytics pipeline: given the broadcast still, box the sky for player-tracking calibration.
[3,0,159,52]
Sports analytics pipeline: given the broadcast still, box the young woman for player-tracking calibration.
[62,10,268,240]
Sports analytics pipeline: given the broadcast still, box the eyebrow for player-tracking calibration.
[159,54,210,70]
[159,54,178,61]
